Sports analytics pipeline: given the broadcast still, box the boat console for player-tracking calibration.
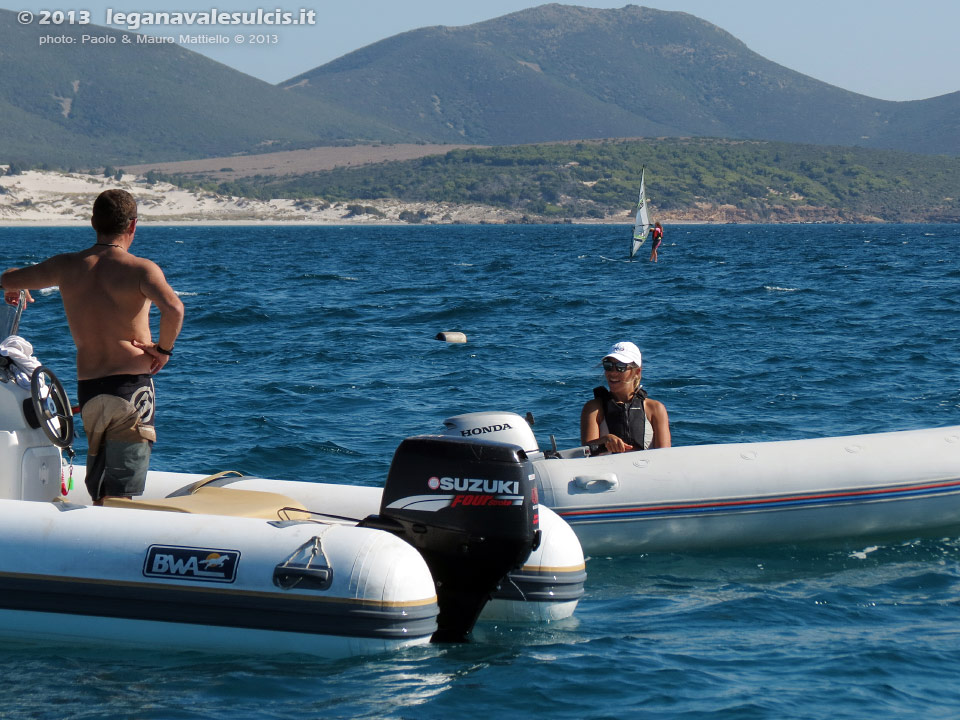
[0,293,67,503]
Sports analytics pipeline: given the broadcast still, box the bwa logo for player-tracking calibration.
[143,545,240,583]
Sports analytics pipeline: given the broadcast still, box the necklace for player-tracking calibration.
[95,243,123,249]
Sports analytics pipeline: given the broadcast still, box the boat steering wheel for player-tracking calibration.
[30,365,74,449]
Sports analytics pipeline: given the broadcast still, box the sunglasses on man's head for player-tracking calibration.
[602,359,633,372]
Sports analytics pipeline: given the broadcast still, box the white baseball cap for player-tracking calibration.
[603,341,642,367]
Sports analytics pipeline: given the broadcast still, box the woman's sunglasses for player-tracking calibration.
[602,359,633,372]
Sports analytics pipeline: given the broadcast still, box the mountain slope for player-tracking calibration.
[283,4,959,155]
[0,9,410,166]
[4,4,957,166]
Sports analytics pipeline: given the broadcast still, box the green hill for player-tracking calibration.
[161,138,960,223]
[0,9,410,166]
[284,4,960,156]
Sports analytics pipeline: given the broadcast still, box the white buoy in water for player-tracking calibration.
[436,331,467,343]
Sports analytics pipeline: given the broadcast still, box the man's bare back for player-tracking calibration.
[56,246,180,379]
[2,191,183,380]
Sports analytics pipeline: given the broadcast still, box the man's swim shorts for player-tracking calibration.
[78,374,156,501]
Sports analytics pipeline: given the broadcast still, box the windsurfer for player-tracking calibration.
[648,222,664,262]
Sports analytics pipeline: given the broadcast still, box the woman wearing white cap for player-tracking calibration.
[579,341,671,453]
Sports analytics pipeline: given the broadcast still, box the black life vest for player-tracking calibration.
[593,385,649,449]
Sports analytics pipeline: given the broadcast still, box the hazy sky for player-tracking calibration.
[8,0,958,101]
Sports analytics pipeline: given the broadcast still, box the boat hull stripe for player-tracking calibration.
[0,573,438,640]
[557,478,960,523]
[493,566,587,602]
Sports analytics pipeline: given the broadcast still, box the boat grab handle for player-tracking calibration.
[274,565,332,590]
[572,474,619,493]
[273,537,333,591]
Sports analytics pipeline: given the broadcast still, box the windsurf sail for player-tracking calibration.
[630,167,650,258]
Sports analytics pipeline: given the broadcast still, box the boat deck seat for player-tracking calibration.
[102,486,312,521]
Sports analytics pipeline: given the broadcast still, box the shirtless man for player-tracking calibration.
[1,189,184,504]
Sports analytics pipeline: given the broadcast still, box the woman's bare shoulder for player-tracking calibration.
[644,397,668,417]
[580,397,603,421]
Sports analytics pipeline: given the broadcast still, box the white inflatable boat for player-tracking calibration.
[0,296,584,658]
[440,412,960,556]
[64,465,587,626]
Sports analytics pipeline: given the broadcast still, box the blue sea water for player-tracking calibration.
[1,223,959,719]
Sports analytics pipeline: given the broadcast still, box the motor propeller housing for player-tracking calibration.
[363,435,540,642]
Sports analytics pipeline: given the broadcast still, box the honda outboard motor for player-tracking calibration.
[362,435,539,642]
[440,412,540,455]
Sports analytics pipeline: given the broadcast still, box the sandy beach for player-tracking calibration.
[0,168,605,226]
[1,167,832,225]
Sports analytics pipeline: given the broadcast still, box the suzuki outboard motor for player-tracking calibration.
[362,435,539,642]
